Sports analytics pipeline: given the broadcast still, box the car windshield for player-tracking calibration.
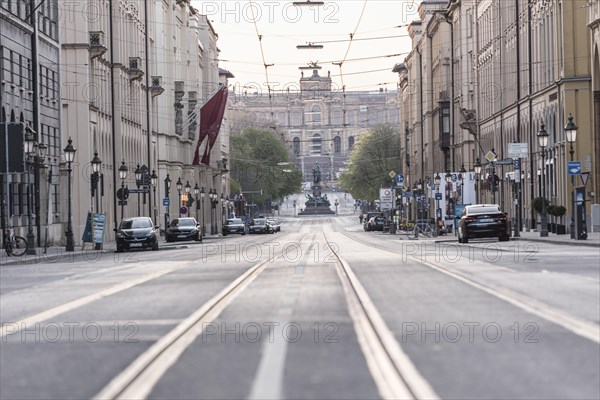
[120,218,151,229]
[228,219,243,224]
[254,220,266,225]
[468,206,501,215]
[171,219,195,227]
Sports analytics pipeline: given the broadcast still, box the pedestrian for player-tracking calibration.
[359,213,364,224]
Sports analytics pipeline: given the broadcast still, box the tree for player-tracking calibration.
[339,125,402,200]
[230,127,302,205]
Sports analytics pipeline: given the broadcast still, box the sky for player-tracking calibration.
[192,1,419,94]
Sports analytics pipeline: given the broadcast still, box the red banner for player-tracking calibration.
[193,85,228,165]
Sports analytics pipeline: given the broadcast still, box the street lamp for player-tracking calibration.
[135,164,142,216]
[64,137,76,251]
[459,163,467,204]
[118,160,128,221]
[565,113,578,239]
[474,158,482,204]
[164,174,171,228]
[184,181,191,216]
[23,130,37,255]
[194,183,200,224]
[220,193,225,233]
[176,177,182,217]
[150,169,158,224]
[90,151,102,250]
[538,122,549,237]
[200,187,206,236]
[209,189,217,234]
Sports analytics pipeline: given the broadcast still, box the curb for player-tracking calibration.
[512,237,600,248]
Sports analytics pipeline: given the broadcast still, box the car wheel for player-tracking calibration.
[499,235,510,242]
[116,245,123,253]
[166,236,172,243]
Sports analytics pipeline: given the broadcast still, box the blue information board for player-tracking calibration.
[82,213,106,244]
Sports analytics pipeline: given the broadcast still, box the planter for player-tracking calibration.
[550,223,556,233]
[556,224,566,235]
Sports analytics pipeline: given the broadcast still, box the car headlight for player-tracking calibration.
[116,231,124,238]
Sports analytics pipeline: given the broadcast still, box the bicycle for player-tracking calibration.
[3,228,27,257]
[399,220,433,239]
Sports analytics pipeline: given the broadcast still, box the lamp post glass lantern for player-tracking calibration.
[565,113,578,239]
[118,160,128,221]
[24,132,37,254]
[64,138,77,251]
[538,122,549,237]
[200,187,206,237]
[176,177,182,216]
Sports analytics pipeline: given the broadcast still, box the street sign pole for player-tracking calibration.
[514,159,521,237]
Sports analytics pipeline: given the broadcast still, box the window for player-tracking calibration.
[310,134,322,155]
[334,136,341,153]
[348,136,355,150]
[293,137,300,155]
[311,105,321,123]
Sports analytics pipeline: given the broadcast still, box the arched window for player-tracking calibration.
[348,136,355,151]
[293,137,300,155]
[334,136,341,153]
[311,105,321,123]
[310,134,322,155]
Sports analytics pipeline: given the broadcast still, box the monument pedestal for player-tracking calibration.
[298,206,335,215]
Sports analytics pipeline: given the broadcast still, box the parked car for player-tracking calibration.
[363,212,384,231]
[267,219,281,232]
[116,217,159,252]
[457,204,510,243]
[223,218,248,236]
[365,216,385,231]
[165,218,202,242]
[249,218,274,234]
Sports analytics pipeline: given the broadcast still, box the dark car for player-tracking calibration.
[366,216,385,231]
[267,219,281,232]
[165,218,202,242]
[223,218,248,236]
[249,218,274,234]
[116,217,159,252]
[458,204,510,243]
[363,212,384,231]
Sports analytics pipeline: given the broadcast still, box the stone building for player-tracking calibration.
[398,0,597,234]
[228,69,400,188]
[1,0,61,246]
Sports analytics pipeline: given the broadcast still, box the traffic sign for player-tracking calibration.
[163,198,170,206]
[484,150,497,162]
[568,161,581,176]
[581,171,590,186]
[514,159,521,169]
[435,192,442,200]
[388,170,396,179]
[495,159,514,166]
[180,206,188,215]
[508,143,528,159]
[395,174,404,184]
[116,187,129,200]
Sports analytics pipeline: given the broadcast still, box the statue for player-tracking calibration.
[313,163,321,184]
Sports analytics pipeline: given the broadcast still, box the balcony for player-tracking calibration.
[127,57,144,81]
[89,31,107,58]
[150,76,164,97]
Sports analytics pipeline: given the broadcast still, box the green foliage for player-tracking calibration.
[339,125,402,201]
[546,205,557,217]
[554,205,567,217]
[531,197,550,215]
[230,127,302,203]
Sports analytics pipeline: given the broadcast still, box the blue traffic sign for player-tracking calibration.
[514,159,521,170]
[435,192,443,200]
[395,174,404,184]
[163,198,170,206]
[568,161,581,176]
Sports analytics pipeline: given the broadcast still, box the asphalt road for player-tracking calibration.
[1,214,598,399]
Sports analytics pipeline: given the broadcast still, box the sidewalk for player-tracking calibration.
[430,230,600,247]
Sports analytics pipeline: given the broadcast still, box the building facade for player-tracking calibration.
[398,0,598,234]
[228,69,400,188]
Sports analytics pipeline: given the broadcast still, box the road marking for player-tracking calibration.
[0,262,193,338]
[325,234,439,400]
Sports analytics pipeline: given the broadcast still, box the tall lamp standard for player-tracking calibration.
[445,169,452,218]
[150,170,158,224]
[474,158,482,203]
[135,164,142,216]
[220,193,225,233]
[64,138,77,251]
[164,174,171,229]
[118,160,128,221]
[209,189,217,234]
[194,184,200,224]
[537,122,549,237]
[459,163,467,204]
[176,177,182,217]
[24,131,37,254]
[565,113,578,239]
[184,181,191,217]
[434,173,441,236]
[200,187,206,237]
[90,151,102,250]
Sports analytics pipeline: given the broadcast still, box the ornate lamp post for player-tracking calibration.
[220,193,225,233]
[184,181,191,217]
[538,122,549,237]
[64,138,76,251]
[459,163,467,205]
[90,151,102,249]
[176,177,182,217]
[474,158,482,204]
[565,113,578,239]
[194,184,200,223]
[164,174,171,228]
[135,164,142,216]
[200,187,206,236]
[434,173,441,236]
[23,131,37,254]
[118,160,128,221]
[150,169,158,224]
[209,189,217,234]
